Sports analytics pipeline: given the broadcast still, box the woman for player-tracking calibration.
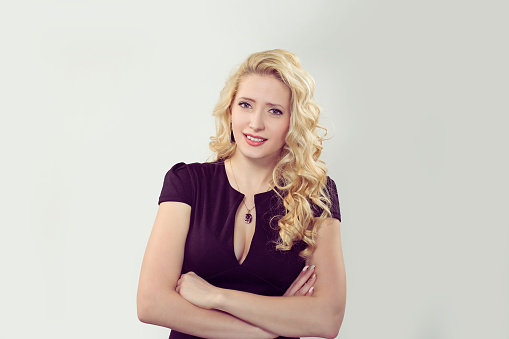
[137,49,346,339]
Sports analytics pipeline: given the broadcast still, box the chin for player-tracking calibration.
[237,147,280,162]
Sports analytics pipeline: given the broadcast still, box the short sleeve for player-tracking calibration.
[326,177,341,222]
[312,177,341,222]
[158,162,193,206]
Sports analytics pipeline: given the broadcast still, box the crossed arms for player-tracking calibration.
[137,201,346,338]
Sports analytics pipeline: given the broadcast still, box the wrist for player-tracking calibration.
[213,287,227,311]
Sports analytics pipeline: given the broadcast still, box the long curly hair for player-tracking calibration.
[209,49,332,258]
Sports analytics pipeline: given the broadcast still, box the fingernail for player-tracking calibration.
[310,265,316,271]
[302,265,309,271]
[309,286,315,294]
[312,273,317,279]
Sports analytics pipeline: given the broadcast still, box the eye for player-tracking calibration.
[269,108,283,115]
[238,101,252,109]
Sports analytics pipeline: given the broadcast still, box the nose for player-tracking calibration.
[249,109,264,131]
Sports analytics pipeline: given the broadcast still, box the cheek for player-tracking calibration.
[280,118,291,140]
[231,115,242,131]
[275,125,290,144]
[230,109,240,128]
[231,106,245,121]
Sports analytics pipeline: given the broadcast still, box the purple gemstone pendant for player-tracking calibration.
[244,213,253,224]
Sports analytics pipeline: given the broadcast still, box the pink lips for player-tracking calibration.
[243,133,267,147]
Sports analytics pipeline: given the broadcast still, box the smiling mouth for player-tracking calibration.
[245,135,267,142]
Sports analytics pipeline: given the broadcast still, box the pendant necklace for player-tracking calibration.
[229,160,255,224]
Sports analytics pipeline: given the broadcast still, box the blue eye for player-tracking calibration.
[239,102,251,109]
[269,108,283,115]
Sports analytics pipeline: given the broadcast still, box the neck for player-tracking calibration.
[228,152,276,194]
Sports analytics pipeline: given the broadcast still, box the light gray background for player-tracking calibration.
[1,1,507,338]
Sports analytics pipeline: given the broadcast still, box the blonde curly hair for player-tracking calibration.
[209,49,333,258]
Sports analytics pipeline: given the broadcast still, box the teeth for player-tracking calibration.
[246,135,265,142]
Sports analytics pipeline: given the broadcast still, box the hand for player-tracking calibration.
[283,265,317,297]
[176,271,220,309]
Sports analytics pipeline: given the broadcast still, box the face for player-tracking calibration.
[230,74,291,163]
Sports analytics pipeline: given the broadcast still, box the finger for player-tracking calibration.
[296,273,317,296]
[307,272,317,287]
[305,286,315,296]
[283,266,310,296]
[291,265,315,294]
[176,275,184,293]
[284,265,315,296]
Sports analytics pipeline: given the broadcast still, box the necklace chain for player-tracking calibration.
[229,160,255,213]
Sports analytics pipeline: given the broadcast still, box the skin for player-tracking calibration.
[176,218,345,338]
[230,74,292,166]
[137,74,346,338]
[229,74,292,265]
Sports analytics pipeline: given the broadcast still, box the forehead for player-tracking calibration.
[236,74,291,107]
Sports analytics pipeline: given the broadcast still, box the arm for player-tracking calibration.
[137,201,278,339]
[177,218,346,339]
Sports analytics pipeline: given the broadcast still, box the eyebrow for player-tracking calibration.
[237,97,285,109]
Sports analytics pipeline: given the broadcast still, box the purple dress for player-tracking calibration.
[158,161,341,339]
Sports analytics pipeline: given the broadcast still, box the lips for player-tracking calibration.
[243,133,267,146]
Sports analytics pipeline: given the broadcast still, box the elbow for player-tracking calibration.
[323,321,342,339]
[137,285,178,326]
[137,308,149,324]
[320,315,344,339]
[137,291,152,324]
[136,286,161,325]
[137,286,184,331]
[137,303,151,324]
[318,321,341,339]
[315,303,345,339]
